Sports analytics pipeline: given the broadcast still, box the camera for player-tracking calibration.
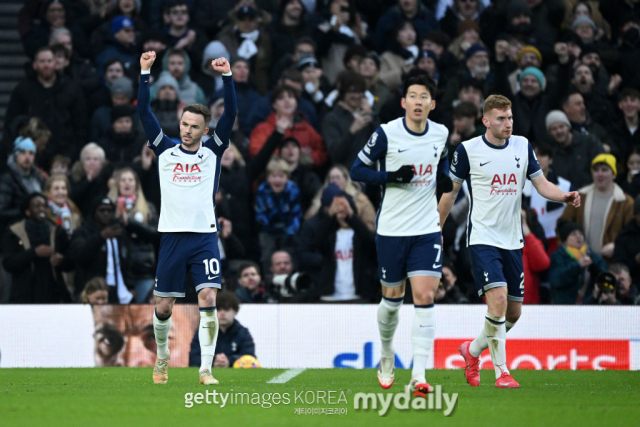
[271,272,312,298]
[596,272,617,294]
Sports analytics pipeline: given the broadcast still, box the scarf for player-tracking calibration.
[117,195,136,212]
[105,238,133,304]
[48,200,73,234]
[237,29,259,59]
[564,244,588,261]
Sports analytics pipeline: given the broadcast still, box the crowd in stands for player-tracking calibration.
[1,0,640,306]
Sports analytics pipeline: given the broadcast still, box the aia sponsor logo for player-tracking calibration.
[490,173,518,196]
[172,163,202,183]
[434,339,630,370]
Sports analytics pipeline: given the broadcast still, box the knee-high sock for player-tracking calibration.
[411,304,435,382]
[378,296,402,358]
[199,307,218,372]
[469,319,517,357]
[153,309,172,360]
[482,312,508,378]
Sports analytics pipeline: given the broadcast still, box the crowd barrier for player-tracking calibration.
[0,305,638,370]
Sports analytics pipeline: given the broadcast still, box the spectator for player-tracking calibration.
[297,54,331,112]
[89,75,136,142]
[150,49,206,105]
[505,45,542,96]
[414,49,440,88]
[612,88,640,163]
[373,0,439,52]
[447,19,485,61]
[313,184,376,302]
[2,193,73,303]
[133,145,161,216]
[420,30,458,81]
[98,107,146,167]
[502,0,558,62]
[561,90,613,155]
[80,276,109,305]
[45,174,82,237]
[214,189,247,286]
[578,45,611,101]
[150,72,182,139]
[211,58,261,135]
[439,0,483,40]
[564,1,610,40]
[268,0,315,64]
[609,263,638,305]
[305,165,377,232]
[250,86,326,167]
[245,69,319,134]
[359,52,391,114]
[129,30,170,83]
[92,0,149,52]
[90,59,127,116]
[523,142,572,253]
[494,41,571,143]
[546,109,604,189]
[571,62,616,128]
[322,71,379,168]
[189,291,256,367]
[70,143,112,217]
[588,271,621,305]
[49,155,72,178]
[379,20,420,93]
[266,249,314,302]
[269,37,317,89]
[217,6,272,94]
[616,18,640,91]
[342,44,371,74]
[549,221,607,304]
[0,137,46,233]
[436,261,469,304]
[163,0,204,66]
[560,154,635,261]
[440,44,493,110]
[314,0,367,84]
[448,101,483,157]
[235,261,271,303]
[198,40,230,96]
[69,197,133,303]
[94,16,138,79]
[599,0,640,41]
[612,195,640,288]
[17,116,52,172]
[522,208,550,304]
[254,157,302,272]
[618,148,640,199]
[108,167,159,303]
[3,46,88,162]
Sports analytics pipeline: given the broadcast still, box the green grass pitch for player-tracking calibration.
[2,368,639,426]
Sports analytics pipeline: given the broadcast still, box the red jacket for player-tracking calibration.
[523,232,551,304]
[249,112,327,167]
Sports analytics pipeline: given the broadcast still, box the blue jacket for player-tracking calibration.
[549,246,607,304]
[255,180,302,235]
[373,4,439,52]
[94,39,137,79]
[189,319,255,367]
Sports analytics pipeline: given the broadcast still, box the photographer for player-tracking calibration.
[587,272,621,305]
[267,249,314,302]
[69,198,134,304]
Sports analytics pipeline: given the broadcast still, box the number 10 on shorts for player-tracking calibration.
[203,258,220,279]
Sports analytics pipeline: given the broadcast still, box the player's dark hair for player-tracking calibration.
[238,261,261,277]
[271,85,297,105]
[561,90,582,107]
[403,74,437,98]
[217,291,240,312]
[21,192,47,217]
[619,87,640,102]
[534,141,553,158]
[452,101,478,119]
[181,104,212,127]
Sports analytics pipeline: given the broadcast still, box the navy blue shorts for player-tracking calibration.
[468,245,524,302]
[154,232,222,298]
[376,232,442,287]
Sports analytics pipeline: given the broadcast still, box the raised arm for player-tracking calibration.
[211,58,237,155]
[137,51,163,146]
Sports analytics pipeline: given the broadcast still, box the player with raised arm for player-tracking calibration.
[350,74,450,395]
[438,95,580,388]
[137,51,236,385]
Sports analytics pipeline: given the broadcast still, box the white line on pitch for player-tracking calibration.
[267,369,306,384]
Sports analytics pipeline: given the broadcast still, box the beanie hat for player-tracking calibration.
[415,49,438,65]
[13,136,37,154]
[111,15,135,36]
[558,220,583,243]
[516,45,542,65]
[507,1,532,21]
[545,110,571,130]
[572,16,596,31]
[111,106,132,123]
[297,53,320,71]
[154,71,179,93]
[591,153,617,176]
[465,44,487,60]
[519,66,546,90]
[110,76,133,98]
[321,183,344,207]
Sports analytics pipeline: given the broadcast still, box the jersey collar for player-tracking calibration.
[402,117,429,136]
[482,135,509,149]
[179,144,199,155]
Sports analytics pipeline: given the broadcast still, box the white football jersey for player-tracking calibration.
[357,117,449,236]
[450,134,542,249]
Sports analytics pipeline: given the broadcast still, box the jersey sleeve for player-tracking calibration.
[527,142,543,180]
[204,74,237,157]
[137,72,175,156]
[449,144,470,183]
[438,143,449,174]
[357,126,388,166]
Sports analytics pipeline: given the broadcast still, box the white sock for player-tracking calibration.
[470,319,517,357]
[377,296,402,358]
[153,310,172,360]
[484,312,508,378]
[199,307,218,372]
[411,305,435,383]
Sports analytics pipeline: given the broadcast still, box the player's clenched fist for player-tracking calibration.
[211,57,231,74]
[140,51,156,71]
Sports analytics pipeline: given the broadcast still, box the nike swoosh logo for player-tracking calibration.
[499,382,511,386]
[171,152,178,156]
[398,149,410,153]
[207,275,219,280]
[480,161,491,166]
[433,263,442,268]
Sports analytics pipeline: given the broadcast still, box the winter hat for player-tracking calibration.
[465,44,487,60]
[321,183,344,207]
[519,66,546,90]
[591,153,617,176]
[111,16,135,36]
[558,221,583,243]
[507,1,532,21]
[545,110,571,130]
[415,49,437,65]
[516,45,542,64]
[297,53,320,71]
[13,136,37,154]
[572,16,597,31]
[110,76,133,98]
[154,71,180,92]
[236,6,258,19]
[111,106,133,124]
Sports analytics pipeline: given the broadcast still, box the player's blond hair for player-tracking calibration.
[266,156,290,178]
[483,95,512,116]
